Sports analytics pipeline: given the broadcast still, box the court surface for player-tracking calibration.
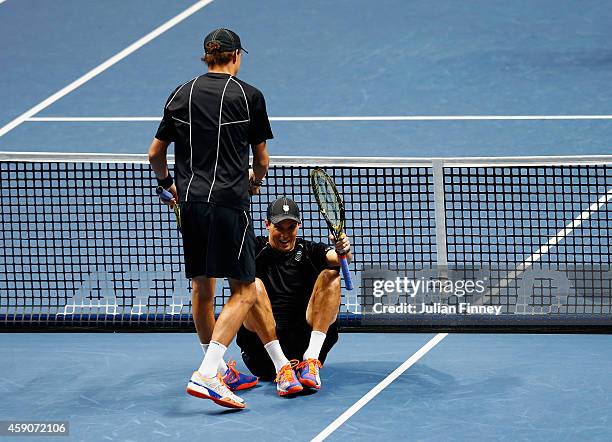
[2,0,612,156]
[1,0,611,440]
[1,333,611,441]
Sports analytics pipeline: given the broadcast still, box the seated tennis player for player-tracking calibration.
[236,196,351,392]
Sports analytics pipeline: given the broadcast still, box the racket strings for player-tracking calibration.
[312,170,344,233]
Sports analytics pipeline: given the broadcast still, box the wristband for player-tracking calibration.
[156,174,174,188]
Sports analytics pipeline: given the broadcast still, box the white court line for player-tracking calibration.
[27,117,161,122]
[25,114,612,123]
[519,188,612,271]
[311,333,448,442]
[0,0,214,138]
[482,187,612,302]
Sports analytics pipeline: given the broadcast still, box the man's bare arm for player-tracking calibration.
[148,137,178,202]
[148,138,171,180]
[251,141,269,182]
[249,141,270,195]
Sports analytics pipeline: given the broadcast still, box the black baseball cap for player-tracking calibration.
[267,197,301,224]
[203,28,248,54]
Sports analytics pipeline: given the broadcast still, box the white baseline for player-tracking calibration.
[25,114,612,123]
[0,0,214,138]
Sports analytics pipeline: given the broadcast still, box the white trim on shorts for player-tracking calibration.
[237,210,249,260]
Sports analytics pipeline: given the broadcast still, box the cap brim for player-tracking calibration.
[241,47,248,54]
[269,215,301,224]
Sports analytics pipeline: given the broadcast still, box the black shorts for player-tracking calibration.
[180,202,255,282]
[236,320,339,381]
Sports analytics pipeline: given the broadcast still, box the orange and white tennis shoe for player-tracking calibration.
[297,358,322,390]
[186,371,245,409]
[223,360,259,391]
[275,360,303,396]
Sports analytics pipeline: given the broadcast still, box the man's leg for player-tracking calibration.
[191,276,229,374]
[298,269,341,389]
[306,269,341,335]
[191,276,216,344]
[187,278,258,408]
[192,276,259,390]
[199,278,257,368]
[242,279,276,344]
[242,279,303,395]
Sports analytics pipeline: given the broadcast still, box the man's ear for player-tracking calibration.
[232,50,238,63]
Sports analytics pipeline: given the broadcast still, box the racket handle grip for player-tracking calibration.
[339,255,353,291]
[156,186,173,203]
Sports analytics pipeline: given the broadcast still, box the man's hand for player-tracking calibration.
[159,183,179,207]
[248,169,263,195]
[329,233,351,255]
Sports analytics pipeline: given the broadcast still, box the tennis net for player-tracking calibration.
[1,152,610,331]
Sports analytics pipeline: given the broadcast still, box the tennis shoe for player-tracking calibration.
[275,360,303,396]
[186,371,245,409]
[297,358,322,390]
[223,360,259,391]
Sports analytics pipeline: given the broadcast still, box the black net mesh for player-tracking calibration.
[0,159,436,330]
[1,157,610,331]
[444,165,612,318]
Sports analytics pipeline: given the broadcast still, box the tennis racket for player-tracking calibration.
[156,186,181,231]
[310,167,353,291]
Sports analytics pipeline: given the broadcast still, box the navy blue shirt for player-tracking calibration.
[156,73,273,210]
[255,236,334,327]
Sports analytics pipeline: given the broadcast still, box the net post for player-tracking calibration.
[432,159,448,267]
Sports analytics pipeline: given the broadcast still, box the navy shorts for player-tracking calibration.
[180,202,255,282]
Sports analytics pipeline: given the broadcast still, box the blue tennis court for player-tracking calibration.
[1,333,611,440]
[1,0,611,440]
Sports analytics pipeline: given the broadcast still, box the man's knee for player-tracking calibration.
[318,269,341,290]
[229,278,259,308]
[254,278,266,296]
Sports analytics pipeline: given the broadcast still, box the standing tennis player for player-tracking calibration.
[148,28,272,409]
[237,197,352,391]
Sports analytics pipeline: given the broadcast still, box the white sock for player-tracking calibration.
[198,341,227,378]
[264,340,290,373]
[303,331,326,361]
[200,343,228,374]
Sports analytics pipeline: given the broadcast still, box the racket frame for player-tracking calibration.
[309,167,354,291]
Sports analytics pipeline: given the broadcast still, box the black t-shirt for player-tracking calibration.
[155,73,273,210]
[255,236,334,327]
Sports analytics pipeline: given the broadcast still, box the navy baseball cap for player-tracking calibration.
[267,197,301,224]
[204,28,248,54]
